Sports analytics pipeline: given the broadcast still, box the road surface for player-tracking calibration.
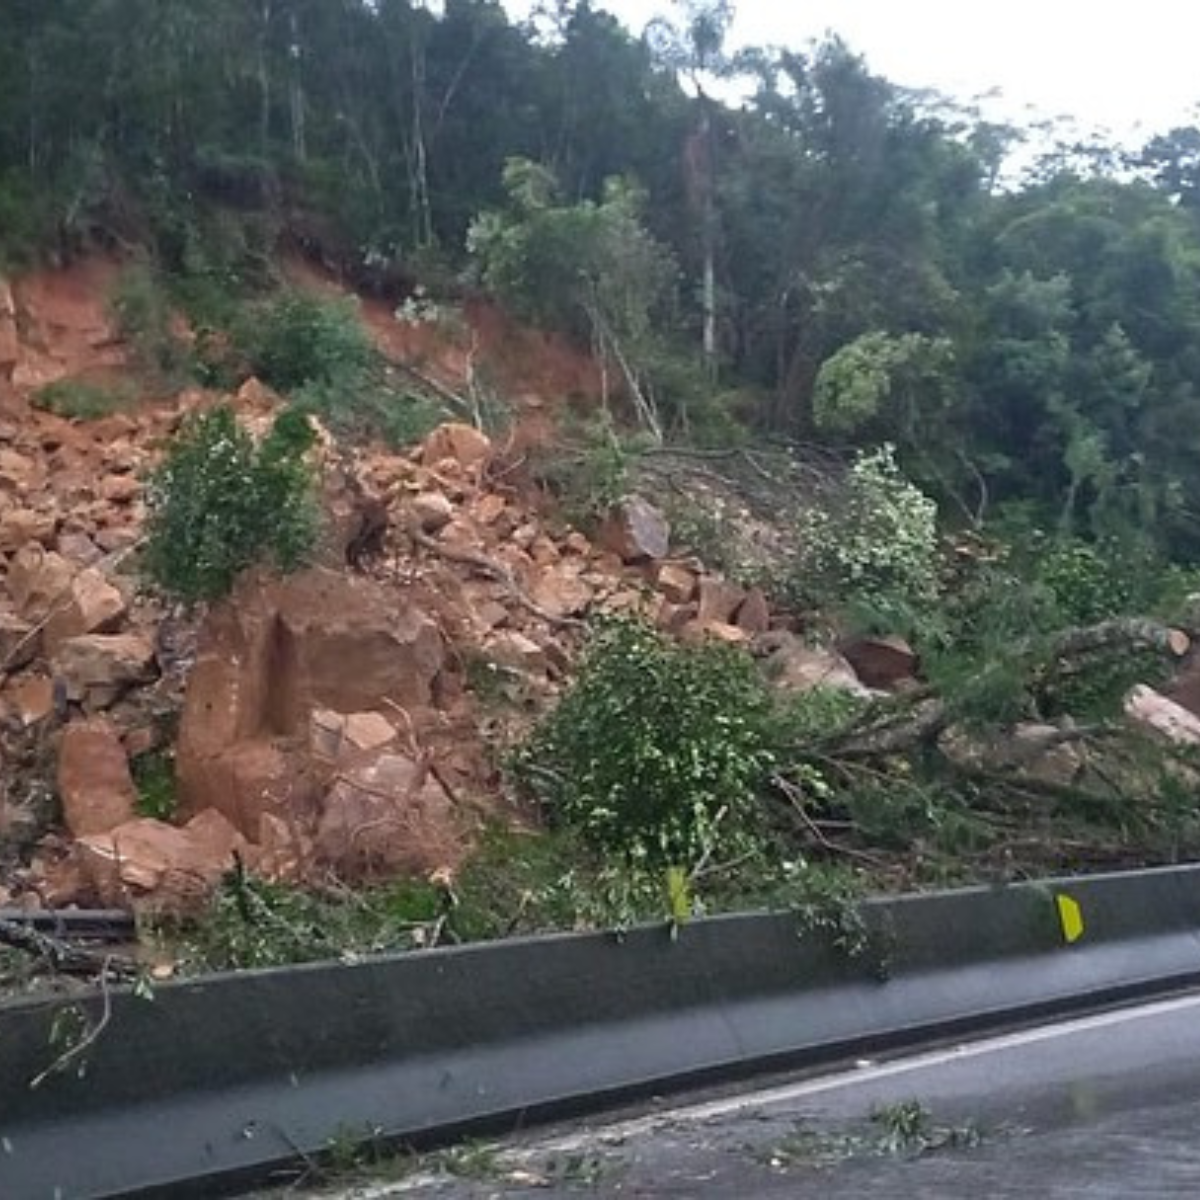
[291,990,1200,1198]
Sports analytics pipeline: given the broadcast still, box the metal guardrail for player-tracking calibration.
[3,865,1200,1198]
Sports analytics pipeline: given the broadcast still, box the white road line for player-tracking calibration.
[522,990,1200,1152]
[329,991,1200,1196]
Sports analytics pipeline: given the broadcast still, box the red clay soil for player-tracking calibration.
[8,256,129,392]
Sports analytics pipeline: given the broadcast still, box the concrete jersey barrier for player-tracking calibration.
[4,864,1200,1197]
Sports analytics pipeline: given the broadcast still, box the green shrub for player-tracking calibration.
[795,445,939,609]
[32,378,136,420]
[143,405,318,603]
[513,619,775,867]
[240,291,374,392]
[132,752,178,822]
[292,375,445,449]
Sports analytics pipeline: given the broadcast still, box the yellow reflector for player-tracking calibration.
[1056,893,1085,945]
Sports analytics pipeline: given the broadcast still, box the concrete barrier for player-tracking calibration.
[4,864,1200,1198]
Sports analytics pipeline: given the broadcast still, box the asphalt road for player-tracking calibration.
[310,990,1200,1198]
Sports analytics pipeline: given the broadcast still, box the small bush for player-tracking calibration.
[143,405,318,603]
[132,752,177,822]
[794,445,939,609]
[240,291,374,392]
[32,378,136,420]
[292,375,445,449]
[513,619,775,867]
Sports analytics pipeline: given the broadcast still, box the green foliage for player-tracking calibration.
[538,412,647,527]
[813,331,954,436]
[132,752,177,822]
[167,870,448,971]
[239,292,374,393]
[31,378,136,420]
[292,375,446,450]
[231,290,448,448]
[795,445,940,610]
[514,619,775,867]
[142,405,318,603]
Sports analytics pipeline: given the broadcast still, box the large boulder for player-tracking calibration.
[43,566,127,652]
[597,496,670,563]
[176,568,446,837]
[315,750,463,878]
[77,810,247,912]
[419,422,492,470]
[57,718,138,837]
[839,635,919,691]
[754,632,869,697]
[52,632,158,709]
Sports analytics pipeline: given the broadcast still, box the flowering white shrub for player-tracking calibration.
[797,445,939,606]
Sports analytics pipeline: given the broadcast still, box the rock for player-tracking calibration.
[310,708,346,760]
[530,565,593,620]
[697,577,746,625]
[680,619,751,646]
[839,635,918,691]
[181,738,313,841]
[0,448,40,492]
[655,600,697,634]
[655,563,698,604]
[755,633,869,696]
[597,496,670,563]
[471,599,511,632]
[52,632,158,707]
[0,507,58,554]
[419,422,492,469]
[529,535,561,566]
[473,493,508,526]
[176,568,444,831]
[939,722,1084,787]
[735,587,771,635]
[93,525,139,554]
[315,752,462,878]
[56,528,103,565]
[4,675,55,726]
[99,474,140,504]
[344,711,399,753]
[244,812,312,883]
[57,718,137,837]
[6,546,74,621]
[78,811,246,912]
[0,611,39,671]
[487,630,548,673]
[410,490,454,533]
[43,567,127,652]
[1126,684,1200,745]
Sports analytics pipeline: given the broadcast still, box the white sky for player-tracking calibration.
[505,1,1200,146]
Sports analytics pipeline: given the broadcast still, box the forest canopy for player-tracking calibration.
[4,0,1200,559]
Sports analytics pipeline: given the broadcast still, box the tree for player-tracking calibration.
[646,1,735,379]
[469,158,678,438]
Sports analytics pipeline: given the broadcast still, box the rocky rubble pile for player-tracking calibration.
[5,353,924,918]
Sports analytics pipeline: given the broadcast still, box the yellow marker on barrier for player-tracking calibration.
[1056,893,1085,944]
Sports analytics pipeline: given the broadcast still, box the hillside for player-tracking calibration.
[7,1,1200,985]
[3,253,1200,995]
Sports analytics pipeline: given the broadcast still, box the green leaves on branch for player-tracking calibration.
[795,445,940,612]
[143,405,318,603]
[513,619,775,868]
